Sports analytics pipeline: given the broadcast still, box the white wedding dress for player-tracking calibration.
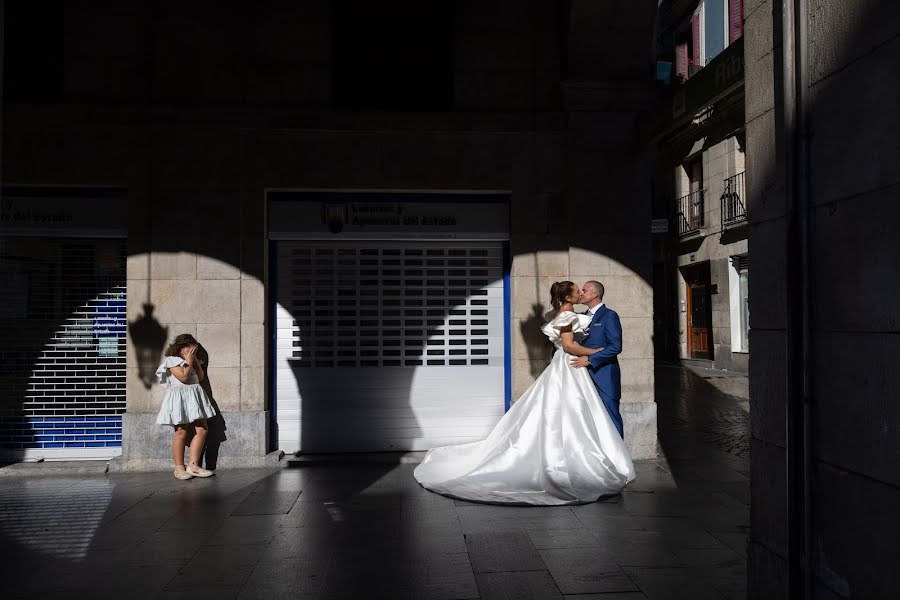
[414,311,635,505]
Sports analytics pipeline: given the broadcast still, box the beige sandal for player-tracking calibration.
[174,467,193,480]
[187,463,214,478]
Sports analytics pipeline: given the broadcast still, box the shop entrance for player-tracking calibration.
[684,263,713,360]
[0,186,127,461]
[268,191,510,453]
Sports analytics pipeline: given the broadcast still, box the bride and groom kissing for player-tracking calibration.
[414,280,635,506]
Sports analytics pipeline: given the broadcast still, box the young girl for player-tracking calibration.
[155,334,216,480]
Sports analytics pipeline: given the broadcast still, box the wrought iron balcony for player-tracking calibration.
[676,189,705,236]
[721,171,747,228]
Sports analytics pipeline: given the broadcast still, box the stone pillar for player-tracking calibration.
[746,0,900,596]
[116,128,275,471]
[560,83,657,460]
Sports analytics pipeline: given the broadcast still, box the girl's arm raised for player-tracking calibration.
[168,363,193,384]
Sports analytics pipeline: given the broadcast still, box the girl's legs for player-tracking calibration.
[172,425,191,473]
[188,418,208,470]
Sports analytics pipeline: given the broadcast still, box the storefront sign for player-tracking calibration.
[0,186,127,237]
[268,190,510,240]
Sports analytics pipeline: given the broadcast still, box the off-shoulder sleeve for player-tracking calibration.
[541,311,589,343]
[155,356,187,384]
[551,311,589,334]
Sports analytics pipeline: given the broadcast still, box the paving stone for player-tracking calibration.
[88,516,168,548]
[539,547,638,594]
[629,517,727,549]
[238,557,328,599]
[261,527,336,562]
[232,489,301,515]
[527,526,603,549]
[167,543,267,589]
[623,566,730,600]
[456,505,580,533]
[205,514,286,546]
[476,570,564,599]
[86,529,205,565]
[159,504,233,533]
[404,549,480,600]
[570,498,632,518]
[588,530,685,568]
[465,531,546,573]
[254,469,313,492]
[621,491,694,517]
[575,513,648,532]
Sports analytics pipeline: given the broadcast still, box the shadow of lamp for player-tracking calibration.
[128,303,168,389]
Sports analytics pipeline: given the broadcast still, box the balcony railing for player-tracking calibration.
[676,189,705,236]
[721,171,747,227]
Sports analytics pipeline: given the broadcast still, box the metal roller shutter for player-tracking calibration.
[274,240,507,453]
[0,238,126,460]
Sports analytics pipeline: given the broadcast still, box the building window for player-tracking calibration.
[332,0,454,110]
[675,0,743,78]
[704,0,727,65]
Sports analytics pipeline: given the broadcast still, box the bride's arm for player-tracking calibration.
[559,328,602,356]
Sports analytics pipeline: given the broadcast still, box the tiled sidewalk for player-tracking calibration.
[1,365,749,599]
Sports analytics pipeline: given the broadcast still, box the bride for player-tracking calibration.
[413,281,635,505]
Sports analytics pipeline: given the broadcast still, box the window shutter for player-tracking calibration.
[729,0,744,43]
[675,41,689,78]
[691,8,702,66]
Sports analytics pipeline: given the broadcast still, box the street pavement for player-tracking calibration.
[1,365,749,599]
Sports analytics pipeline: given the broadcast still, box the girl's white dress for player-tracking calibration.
[413,311,635,505]
[155,356,216,426]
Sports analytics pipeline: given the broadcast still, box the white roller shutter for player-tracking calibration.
[274,241,507,453]
[0,237,126,461]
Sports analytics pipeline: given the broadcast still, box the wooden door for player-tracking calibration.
[687,281,712,359]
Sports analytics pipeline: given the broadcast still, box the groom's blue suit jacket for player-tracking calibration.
[582,304,624,437]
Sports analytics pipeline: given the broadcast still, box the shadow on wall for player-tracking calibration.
[195,344,228,470]
[127,303,169,390]
[520,302,556,377]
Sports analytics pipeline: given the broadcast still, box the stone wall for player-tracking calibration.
[745,0,900,596]
[2,1,660,464]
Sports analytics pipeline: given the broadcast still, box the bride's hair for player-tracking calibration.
[550,281,575,311]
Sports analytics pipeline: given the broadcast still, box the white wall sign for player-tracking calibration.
[650,218,669,233]
[267,190,510,241]
[1,186,127,237]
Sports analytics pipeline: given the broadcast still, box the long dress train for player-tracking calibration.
[413,311,635,505]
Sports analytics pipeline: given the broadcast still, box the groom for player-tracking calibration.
[570,281,624,438]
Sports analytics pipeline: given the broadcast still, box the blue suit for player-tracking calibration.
[582,304,624,438]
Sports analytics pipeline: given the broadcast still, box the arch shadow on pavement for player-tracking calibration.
[1,364,750,599]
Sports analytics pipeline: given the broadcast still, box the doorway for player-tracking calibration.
[684,262,713,360]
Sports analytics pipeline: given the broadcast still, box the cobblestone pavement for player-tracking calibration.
[657,365,751,460]
[1,365,750,599]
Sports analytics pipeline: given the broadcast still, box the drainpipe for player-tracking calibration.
[782,0,813,598]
